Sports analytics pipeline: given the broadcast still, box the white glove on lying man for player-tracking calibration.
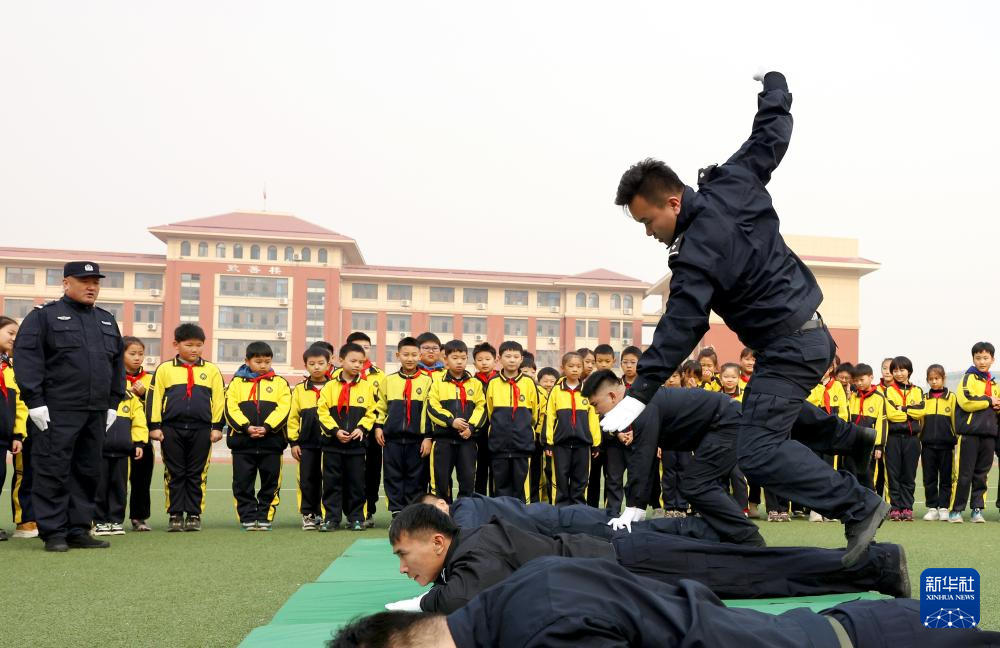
[385,592,428,611]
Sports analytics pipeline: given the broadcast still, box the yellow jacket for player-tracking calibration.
[225,370,291,454]
[883,382,924,436]
[485,373,539,455]
[956,371,1000,437]
[807,379,849,421]
[0,358,28,444]
[544,377,601,448]
[287,378,327,449]
[424,370,486,441]
[148,357,225,430]
[105,387,149,457]
[849,387,887,446]
[318,371,378,453]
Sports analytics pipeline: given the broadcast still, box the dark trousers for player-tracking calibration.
[297,447,323,517]
[128,441,154,521]
[722,465,749,511]
[528,441,544,503]
[661,450,690,511]
[921,446,953,510]
[383,441,424,513]
[868,453,887,498]
[548,503,723,543]
[0,450,6,508]
[431,439,477,503]
[364,439,382,519]
[647,457,663,509]
[950,434,995,512]
[322,450,365,525]
[474,436,492,495]
[827,598,1000,648]
[232,452,282,523]
[552,445,591,506]
[492,455,529,502]
[586,450,605,508]
[32,409,103,541]
[885,433,921,511]
[160,425,212,516]
[613,530,903,599]
[12,432,35,523]
[603,443,627,515]
[737,326,882,523]
[95,454,129,523]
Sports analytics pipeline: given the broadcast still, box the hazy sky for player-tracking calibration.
[2,2,998,381]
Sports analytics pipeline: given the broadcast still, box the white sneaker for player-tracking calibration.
[110,523,126,535]
[93,523,113,536]
[923,508,940,521]
[809,511,823,523]
[938,507,950,521]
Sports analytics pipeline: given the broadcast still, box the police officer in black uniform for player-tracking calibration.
[601,70,889,566]
[14,261,125,552]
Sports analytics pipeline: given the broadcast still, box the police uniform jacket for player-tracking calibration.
[0,357,28,448]
[225,368,291,454]
[424,370,486,442]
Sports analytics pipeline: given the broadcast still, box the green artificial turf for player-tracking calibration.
[1,462,998,647]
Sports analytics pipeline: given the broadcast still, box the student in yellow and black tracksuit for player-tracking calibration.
[318,343,378,531]
[225,343,291,530]
[882,356,924,521]
[94,385,148,534]
[545,355,601,506]
[472,343,498,496]
[425,341,487,503]
[0,342,28,542]
[719,364,749,515]
[486,342,539,503]
[122,336,155,531]
[534,368,560,505]
[147,324,225,531]
[288,346,333,530]
[950,343,1000,521]
[375,338,434,516]
[344,331,386,528]
[908,364,956,520]
[848,364,887,498]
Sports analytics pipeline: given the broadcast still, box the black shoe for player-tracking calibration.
[843,500,891,567]
[167,515,184,532]
[184,515,201,532]
[67,534,110,549]
[880,544,911,598]
[44,538,69,553]
[850,428,877,474]
[0,529,8,541]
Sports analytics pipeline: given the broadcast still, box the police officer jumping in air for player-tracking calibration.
[14,261,125,552]
[602,69,890,567]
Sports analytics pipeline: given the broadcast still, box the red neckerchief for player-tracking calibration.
[740,372,752,384]
[400,371,418,426]
[724,387,740,399]
[337,373,359,415]
[418,367,439,378]
[360,360,373,380]
[822,378,837,414]
[325,366,336,380]
[306,379,324,401]
[891,382,914,434]
[178,358,198,399]
[855,386,878,424]
[506,373,521,417]
[476,370,497,384]
[564,381,580,426]
[446,372,470,414]
[126,369,147,395]
[248,370,276,412]
[0,358,8,399]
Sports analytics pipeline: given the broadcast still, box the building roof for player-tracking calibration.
[341,264,650,289]
[0,247,167,268]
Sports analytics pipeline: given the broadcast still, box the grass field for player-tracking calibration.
[2,461,999,647]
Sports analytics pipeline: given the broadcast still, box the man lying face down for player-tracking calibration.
[386,503,909,615]
[332,557,996,648]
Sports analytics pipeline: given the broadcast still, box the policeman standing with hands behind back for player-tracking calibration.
[13,261,125,552]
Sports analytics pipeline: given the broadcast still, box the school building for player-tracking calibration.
[0,212,878,376]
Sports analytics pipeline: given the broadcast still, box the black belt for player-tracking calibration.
[798,313,825,332]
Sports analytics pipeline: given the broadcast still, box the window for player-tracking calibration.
[3,298,34,320]
[250,245,261,260]
[100,302,124,322]
[536,291,560,308]
[575,292,586,308]
[233,244,244,259]
[624,295,634,311]
[134,273,163,291]
[429,316,453,335]
[503,318,528,336]
[218,306,289,331]
[306,279,325,343]
[611,294,621,310]
[352,283,378,300]
[588,293,599,308]
[387,284,413,301]
[429,286,454,303]
[216,243,226,258]
[589,321,599,337]
[575,320,598,338]
[103,271,125,289]
[134,304,162,323]
[610,321,621,339]
[301,247,311,262]
[318,249,328,264]
[267,246,277,261]
[351,312,377,331]
[536,319,559,338]
[218,339,287,364]
[219,275,289,298]
[536,350,560,370]
[138,338,161,358]
[463,288,487,304]
[386,314,411,332]
[179,273,200,322]
[180,241,191,256]
[463,317,486,335]
[504,290,528,306]
[5,267,35,285]
[197,242,208,257]
[46,269,63,286]
[284,246,294,261]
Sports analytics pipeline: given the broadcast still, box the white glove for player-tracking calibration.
[600,396,646,433]
[753,67,773,82]
[609,506,642,533]
[385,592,427,611]
[106,409,117,431]
[28,406,50,432]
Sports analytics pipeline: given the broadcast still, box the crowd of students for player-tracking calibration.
[0,312,998,535]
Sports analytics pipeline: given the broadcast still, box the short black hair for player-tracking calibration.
[576,347,594,358]
[889,355,913,377]
[328,611,440,648]
[927,363,946,379]
[519,351,535,370]
[415,332,441,348]
[416,492,445,505]
[122,336,145,351]
[245,341,273,360]
[346,331,371,345]
[312,341,336,354]
[720,362,740,374]
[593,344,615,358]
[972,341,995,358]
[740,347,756,359]
[303,345,331,363]
[561,351,583,367]
[398,336,419,352]
[581,368,622,399]
[443,339,468,356]
[388,503,458,545]
[498,340,523,356]
[621,346,642,361]
[680,359,701,375]
[473,342,496,359]
[696,347,718,366]
[339,342,366,360]
[615,158,684,208]
[537,367,560,382]
[835,362,855,376]
[853,363,874,379]
[174,323,205,343]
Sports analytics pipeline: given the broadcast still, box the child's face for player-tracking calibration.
[248,355,272,374]
[354,339,372,357]
[881,360,892,382]
[973,351,994,373]
[683,370,700,388]
[699,358,716,380]
[595,354,615,370]
[474,352,496,374]
[928,372,945,390]
[836,370,852,390]
[0,323,17,355]
[855,374,873,391]
[581,354,595,376]
[398,345,420,372]
[520,366,536,378]
[538,374,557,391]
[124,343,145,372]
[500,350,522,374]
[419,341,441,366]
[305,355,330,381]
[666,372,681,388]
[891,366,910,384]
[446,351,468,375]
[340,351,365,377]
[562,357,583,382]
[720,369,739,392]
[620,354,639,379]
[174,338,204,364]
[740,354,755,375]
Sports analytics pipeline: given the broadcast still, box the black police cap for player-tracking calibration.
[63,261,106,279]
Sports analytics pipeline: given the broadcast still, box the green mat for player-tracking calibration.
[240,538,890,647]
